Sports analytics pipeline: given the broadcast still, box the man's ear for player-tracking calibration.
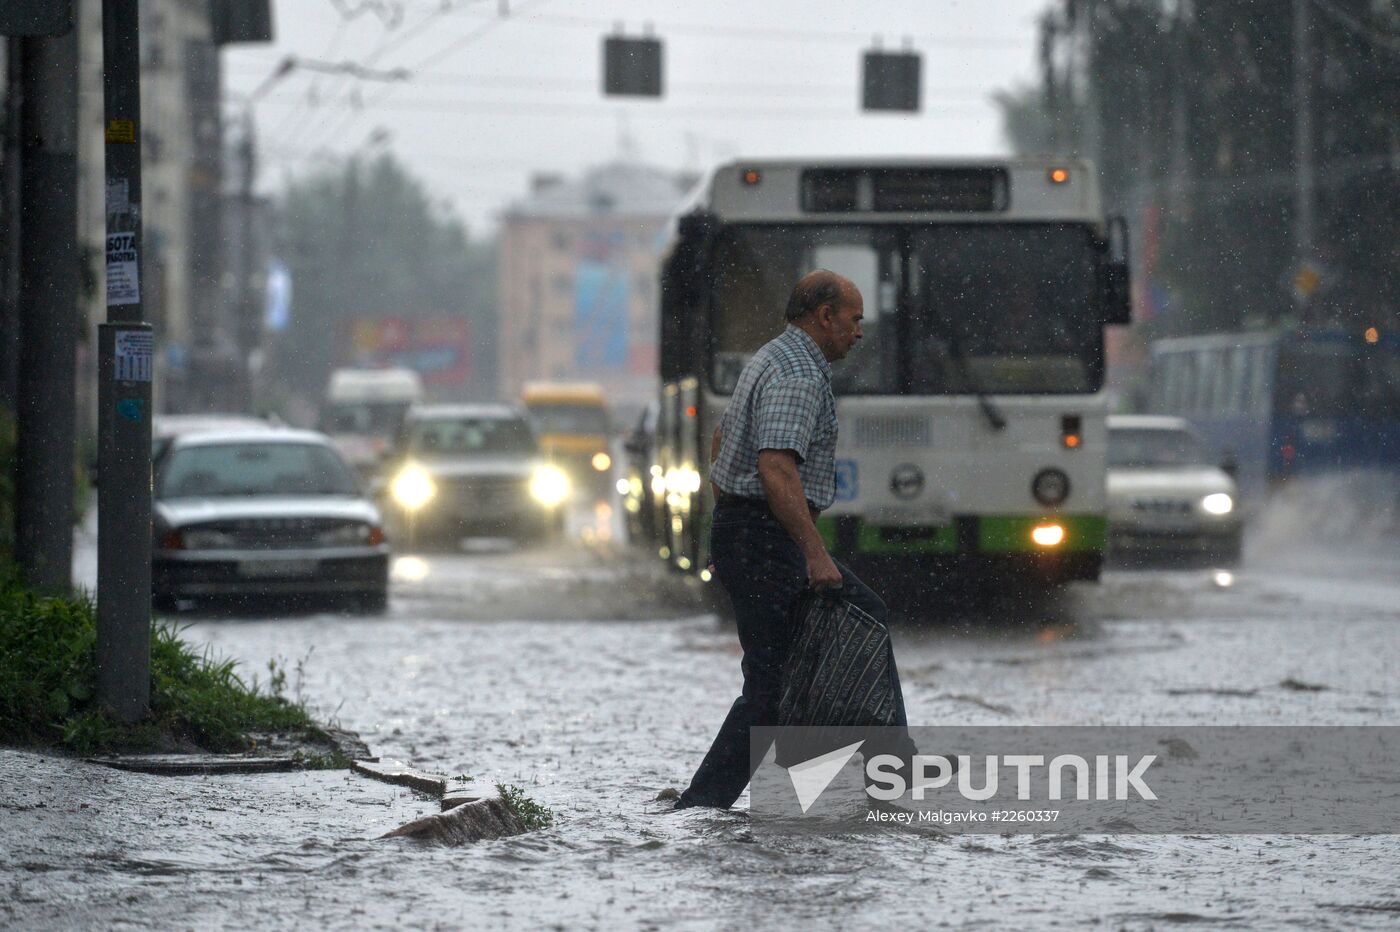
[816,304,835,329]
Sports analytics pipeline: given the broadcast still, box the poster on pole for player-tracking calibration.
[105,232,140,306]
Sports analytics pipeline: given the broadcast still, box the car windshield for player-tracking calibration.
[321,401,410,436]
[527,404,610,434]
[1109,428,1213,468]
[407,417,537,455]
[157,442,360,499]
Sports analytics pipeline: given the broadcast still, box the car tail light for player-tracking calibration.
[159,529,184,550]
[367,525,387,546]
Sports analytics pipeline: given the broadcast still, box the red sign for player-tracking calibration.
[349,317,472,387]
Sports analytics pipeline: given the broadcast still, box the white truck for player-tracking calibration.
[321,368,425,479]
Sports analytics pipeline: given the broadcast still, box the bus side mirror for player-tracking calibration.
[1103,215,1131,325]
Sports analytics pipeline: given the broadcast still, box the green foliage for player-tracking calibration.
[273,151,498,402]
[496,783,555,831]
[0,412,14,564]
[0,575,317,754]
[1002,0,1400,338]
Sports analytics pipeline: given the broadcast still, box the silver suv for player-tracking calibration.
[381,404,570,547]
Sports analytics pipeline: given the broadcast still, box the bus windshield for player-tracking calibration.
[527,404,610,435]
[708,223,1103,395]
[909,225,1102,394]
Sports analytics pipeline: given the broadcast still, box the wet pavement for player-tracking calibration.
[9,508,1400,928]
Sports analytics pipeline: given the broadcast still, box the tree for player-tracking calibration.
[271,152,497,409]
[999,0,1400,339]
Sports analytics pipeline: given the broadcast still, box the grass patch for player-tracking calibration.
[0,577,322,755]
[496,783,555,830]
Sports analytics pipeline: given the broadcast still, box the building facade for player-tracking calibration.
[497,162,694,425]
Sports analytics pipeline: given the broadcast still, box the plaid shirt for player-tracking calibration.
[711,325,838,510]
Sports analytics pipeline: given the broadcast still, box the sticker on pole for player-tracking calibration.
[106,232,140,305]
[114,331,153,383]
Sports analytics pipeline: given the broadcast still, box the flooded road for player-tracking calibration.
[13,527,1400,928]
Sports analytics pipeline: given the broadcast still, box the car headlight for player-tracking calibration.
[592,452,612,472]
[530,465,571,507]
[1201,492,1234,515]
[391,465,436,512]
[181,528,238,549]
[316,523,384,546]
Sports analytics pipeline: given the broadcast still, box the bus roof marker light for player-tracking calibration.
[742,169,762,186]
[1031,524,1066,547]
[1049,167,1070,184]
[1365,327,1379,344]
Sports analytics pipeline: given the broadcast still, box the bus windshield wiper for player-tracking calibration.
[945,329,1007,432]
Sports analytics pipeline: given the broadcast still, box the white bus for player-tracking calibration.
[651,158,1131,588]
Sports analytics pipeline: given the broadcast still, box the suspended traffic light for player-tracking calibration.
[862,48,921,113]
[603,33,664,98]
[0,0,72,36]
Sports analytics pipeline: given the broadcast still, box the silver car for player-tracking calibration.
[152,428,390,611]
[1107,415,1243,564]
[380,403,570,547]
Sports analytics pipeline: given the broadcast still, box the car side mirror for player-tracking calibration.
[1102,215,1131,325]
[623,432,649,455]
[1220,451,1239,479]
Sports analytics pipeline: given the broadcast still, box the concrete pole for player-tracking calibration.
[97,0,152,722]
[14,21,79,592]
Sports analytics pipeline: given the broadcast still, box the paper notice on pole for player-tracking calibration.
[105,179,130,217]
[114,331,153,383]
[106,232,140,305]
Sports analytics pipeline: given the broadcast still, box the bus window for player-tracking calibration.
[1249,345,1272,414]
[909,225,1100,394]
[1226,345,1250,414]
[709,226,900,393]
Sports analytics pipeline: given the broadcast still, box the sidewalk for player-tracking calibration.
[0,749,426,928]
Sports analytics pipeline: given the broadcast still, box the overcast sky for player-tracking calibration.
[224,0,1054,235]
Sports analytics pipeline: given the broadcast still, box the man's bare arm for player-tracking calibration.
[757,449,842,590]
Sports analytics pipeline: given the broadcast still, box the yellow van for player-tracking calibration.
[521,382,613,498]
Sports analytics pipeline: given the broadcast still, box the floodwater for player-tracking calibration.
[8,512,1400,928]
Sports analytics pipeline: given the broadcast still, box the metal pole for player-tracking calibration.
[15,20,79,592]
[97,0,152,722]
[1293,0,1314,261]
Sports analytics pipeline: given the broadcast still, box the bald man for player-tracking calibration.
[675,270,917,810]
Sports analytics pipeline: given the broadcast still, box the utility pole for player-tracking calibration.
[97,0,153,723]
[1293,0,1315,261]
[14,13,79,592]
[1,43,22,413]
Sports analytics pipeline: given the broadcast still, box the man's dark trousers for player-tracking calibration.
[678,497,917,809]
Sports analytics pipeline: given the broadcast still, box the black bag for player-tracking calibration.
[773,589,899,767]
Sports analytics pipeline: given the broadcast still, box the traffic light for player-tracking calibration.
[603,34,664,98]
[0,0,72,36]
[862,49,921,112]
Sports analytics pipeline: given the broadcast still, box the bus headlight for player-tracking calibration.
[390,465,436,512]
[1201,493,1234,515]
[1031,468,1071,506]
[530,465,571,507]
[592,452,612,472]
[1031,523,1066,547]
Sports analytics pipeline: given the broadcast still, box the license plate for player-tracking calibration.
[237,559,318,578]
